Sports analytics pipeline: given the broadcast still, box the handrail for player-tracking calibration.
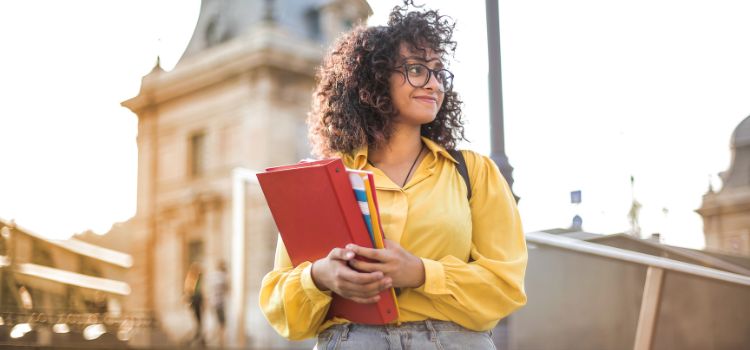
[526,231,750,287]
[587,233,750,276]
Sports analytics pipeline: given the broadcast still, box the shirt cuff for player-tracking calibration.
[415,257,449,295]
[300,263,333,301]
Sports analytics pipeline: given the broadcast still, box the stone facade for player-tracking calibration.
[697,114,750,257]
[120,1,371,347]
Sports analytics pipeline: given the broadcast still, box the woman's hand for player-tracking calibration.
[346,239,425,289]
[311,247,393,304]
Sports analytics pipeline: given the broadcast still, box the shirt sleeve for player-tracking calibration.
[413,151,528,331]
[258,235,333,340]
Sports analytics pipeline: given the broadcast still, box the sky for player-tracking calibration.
[1,1,749,250]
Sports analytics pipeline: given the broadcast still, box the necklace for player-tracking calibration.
[368,143,425,188]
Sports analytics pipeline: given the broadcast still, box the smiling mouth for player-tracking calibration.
[414,97,437,104]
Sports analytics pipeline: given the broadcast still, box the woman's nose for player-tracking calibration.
[424,71,444,92]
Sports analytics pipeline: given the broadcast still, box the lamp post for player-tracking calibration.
[486,0,518,202]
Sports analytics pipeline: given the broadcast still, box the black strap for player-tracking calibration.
[448,149,471,201]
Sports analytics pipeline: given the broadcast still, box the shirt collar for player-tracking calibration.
[342,147,368,170]
[342,136,458,169]
[422,137,459,164]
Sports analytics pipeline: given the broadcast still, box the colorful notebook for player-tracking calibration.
[347,170,399,305]
[348,172,375,245]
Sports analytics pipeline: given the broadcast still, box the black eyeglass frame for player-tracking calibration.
[393,63,454,92]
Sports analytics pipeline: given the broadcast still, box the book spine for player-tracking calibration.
[326,163,372,249]
[325,162,398,324]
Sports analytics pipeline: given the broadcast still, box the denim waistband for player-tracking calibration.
[322,320,493,347]
[329,319,477,333]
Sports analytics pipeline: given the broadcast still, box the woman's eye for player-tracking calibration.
[407,65,424,75]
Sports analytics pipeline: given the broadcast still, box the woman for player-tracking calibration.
[260,3,527,349]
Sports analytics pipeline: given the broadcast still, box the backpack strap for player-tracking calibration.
[448,149,471,201]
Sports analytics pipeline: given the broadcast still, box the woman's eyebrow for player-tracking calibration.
[402,55,445,67]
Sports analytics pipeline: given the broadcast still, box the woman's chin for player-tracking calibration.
[420,115,439,124]
[395,114,437,126]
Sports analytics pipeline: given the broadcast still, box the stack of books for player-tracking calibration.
[257,158,399,324]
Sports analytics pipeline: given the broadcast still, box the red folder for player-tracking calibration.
[256,158,398,324]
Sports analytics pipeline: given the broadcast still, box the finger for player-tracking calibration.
[337,278,391,297]
[336,267,384,285]
[335,280,381,298]
[355,276,392,294]
[348,259,384,273]
[346,244,387,261]
[328,247,355,261]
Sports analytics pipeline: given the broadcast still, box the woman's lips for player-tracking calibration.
[414,96,437,104]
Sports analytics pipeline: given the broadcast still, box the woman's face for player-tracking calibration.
[389,43,446,127]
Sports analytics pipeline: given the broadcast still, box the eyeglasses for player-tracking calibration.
[395,63,454,92]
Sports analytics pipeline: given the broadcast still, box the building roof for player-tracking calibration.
[698,249,750,271]
[178,0,372,65]
[732,114,750,148]
[584,233,750,276]
[538,227,606,241]
[719,114,750,190]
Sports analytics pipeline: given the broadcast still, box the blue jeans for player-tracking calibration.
[314,320,496,350]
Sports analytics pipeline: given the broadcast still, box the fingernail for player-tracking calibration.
[345,252,354,259]
[346,244,355,250]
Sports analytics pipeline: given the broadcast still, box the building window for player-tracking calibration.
[342,18,353,30]
[0,226,8,256]
[305,8,322,41]
[187,239,204,266]
[189,132,207,177]
[31,239,54,267]
[79,256,102,277]
[0,279,19,312]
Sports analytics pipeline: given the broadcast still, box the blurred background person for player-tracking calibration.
[209,260,229,347]
[183,262,204,346]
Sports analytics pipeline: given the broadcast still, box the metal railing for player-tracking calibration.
[525,231,750,350]
[526,231,750,286]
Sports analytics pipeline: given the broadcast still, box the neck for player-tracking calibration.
[368,124,423,166]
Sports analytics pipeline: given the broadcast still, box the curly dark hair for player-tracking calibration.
[307,1,466,158]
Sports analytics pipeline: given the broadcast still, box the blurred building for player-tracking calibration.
[119,0,371,348]
[0,218,134,347]
[698,113,750,257]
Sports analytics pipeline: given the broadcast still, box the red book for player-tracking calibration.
[256,158,399,324]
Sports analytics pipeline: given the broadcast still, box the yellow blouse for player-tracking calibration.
[259,137,528,340]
